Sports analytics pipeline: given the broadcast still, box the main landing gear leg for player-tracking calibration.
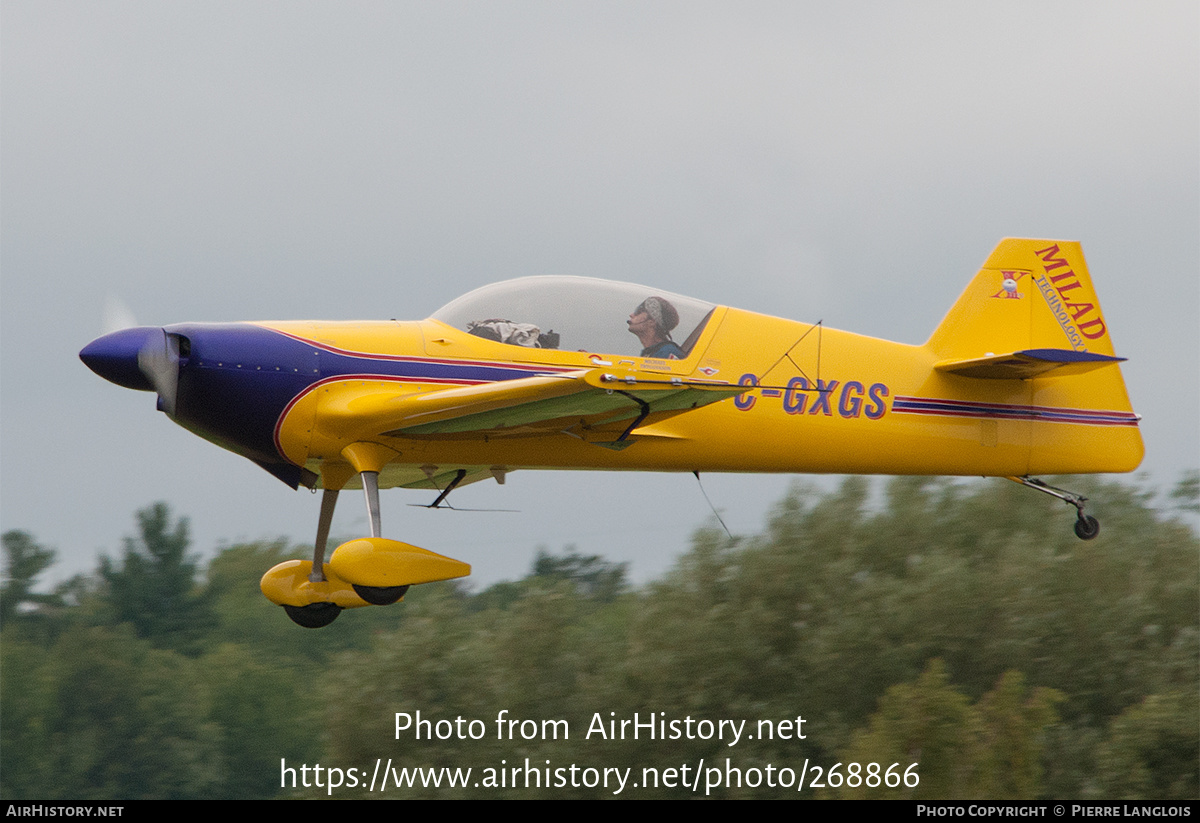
[275,468,351,628]
[308,488,339,583]
[275,487,346,628]
[350,469,409,606]
[1007,476,1100,540]
[362,470,382,538]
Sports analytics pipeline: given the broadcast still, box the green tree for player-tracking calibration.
[470,548,629,611]
[1093,690,1199,799]
[837,659,982,799]
[199,643,320,798]
[320,584,490,798]
[837,662,1062,799]
[1169,469,1199,514]
[0,638,54,796]
[531,549,628,602]
[2,624,221,799]
[1,530,59,628]
[973,671,1063,799]
[99,503,214,653]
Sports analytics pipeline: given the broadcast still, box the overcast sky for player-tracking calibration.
[2,1,1197,590]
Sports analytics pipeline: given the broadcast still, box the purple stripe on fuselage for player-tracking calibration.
[166,323,566,486]
[892,395,1139,426]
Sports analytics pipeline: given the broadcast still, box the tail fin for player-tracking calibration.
[926,238,1119,359]
[925,238,1142,473]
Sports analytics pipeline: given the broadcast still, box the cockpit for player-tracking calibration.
[431,276,716,359]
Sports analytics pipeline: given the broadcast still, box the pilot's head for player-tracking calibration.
[628,296,679,340]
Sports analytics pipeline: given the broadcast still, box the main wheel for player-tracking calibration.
[283,602,342,628]
[1074,515,1100,541]
[353,584,410,606]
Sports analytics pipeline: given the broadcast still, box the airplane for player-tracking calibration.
[80,238,1143,628]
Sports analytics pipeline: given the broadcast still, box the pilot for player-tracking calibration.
[628,296,685,359]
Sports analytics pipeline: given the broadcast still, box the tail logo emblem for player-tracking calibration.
[991,270,1027,299]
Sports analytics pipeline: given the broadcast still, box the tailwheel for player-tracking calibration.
[283,602,342,628]
[1007,476,1100,541]
[352,584,410,606]
[1074,514,1100,541]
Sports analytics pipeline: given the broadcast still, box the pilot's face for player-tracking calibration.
[627,308,652,336]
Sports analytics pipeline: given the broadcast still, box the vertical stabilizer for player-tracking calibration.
[926,238,1119,360]
[925,239,1142,473]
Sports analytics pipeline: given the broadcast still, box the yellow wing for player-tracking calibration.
[313,368,743,449]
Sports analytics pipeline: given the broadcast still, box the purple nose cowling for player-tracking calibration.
[79,327,158,392]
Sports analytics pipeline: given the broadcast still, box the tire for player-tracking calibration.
[1074,515,1100,541]
[283,602,342,628]
[353,584,410,606]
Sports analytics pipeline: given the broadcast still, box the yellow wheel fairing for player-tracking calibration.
[328,537,471,588]
[259,559,372,609]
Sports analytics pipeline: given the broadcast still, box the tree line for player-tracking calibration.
[2,473,1196,799]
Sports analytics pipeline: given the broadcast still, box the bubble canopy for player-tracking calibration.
[430,276,716,357]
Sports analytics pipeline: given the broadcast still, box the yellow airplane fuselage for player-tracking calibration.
[264,311,1138,488]
[259,238,1140,493]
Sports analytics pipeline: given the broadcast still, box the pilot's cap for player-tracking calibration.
[636,296,679,333]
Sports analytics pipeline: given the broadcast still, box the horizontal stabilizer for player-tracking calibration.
[935,348,1126,380]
